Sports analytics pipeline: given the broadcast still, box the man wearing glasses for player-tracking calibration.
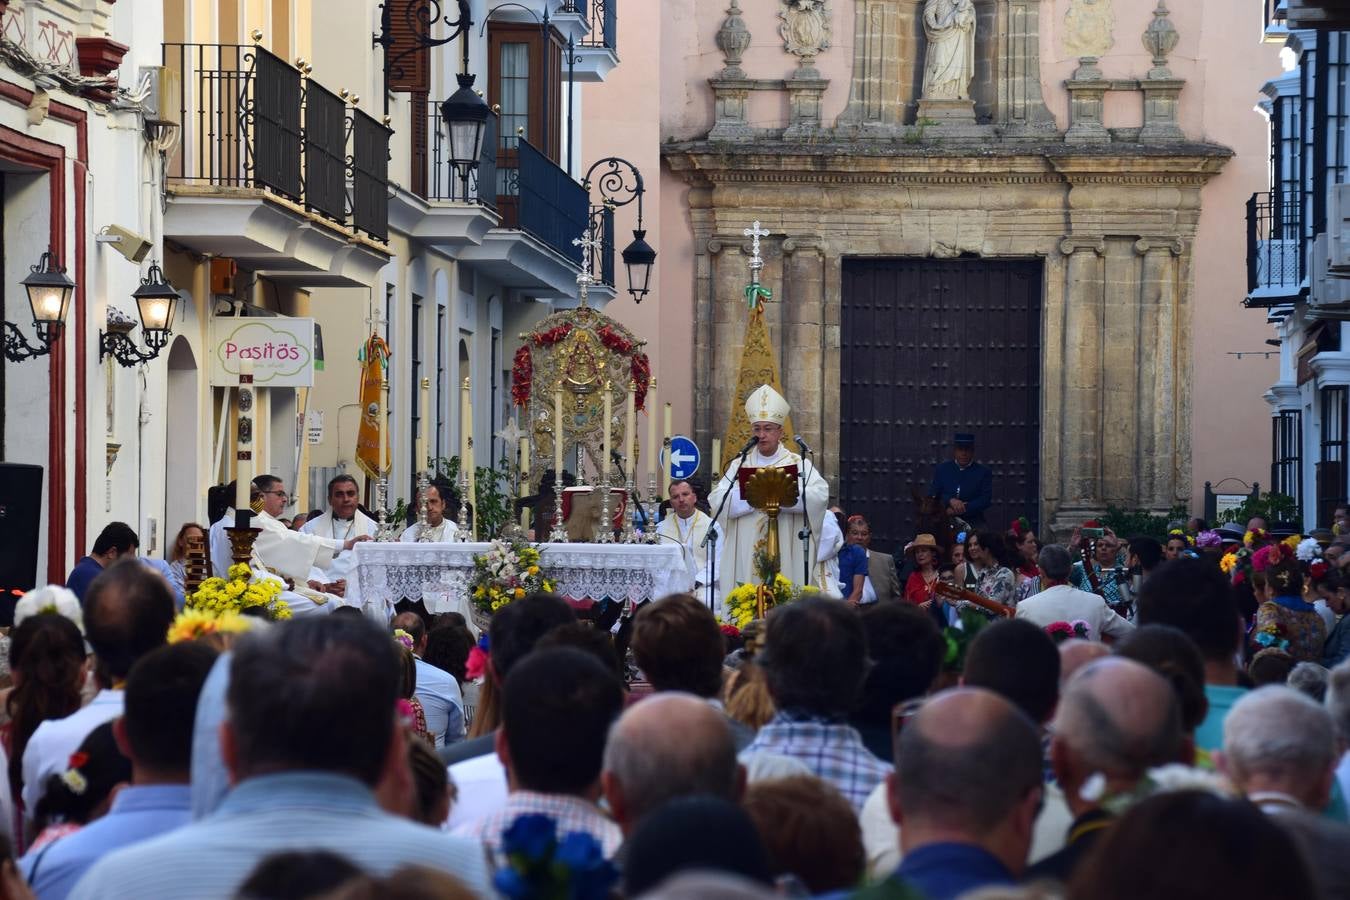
[251,475,370,607]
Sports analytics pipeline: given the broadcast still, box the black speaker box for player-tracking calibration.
[0,463,44,608]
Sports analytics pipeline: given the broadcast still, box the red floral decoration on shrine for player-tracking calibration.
[531,323,573,347]
[511,346,532,408]
[632,353,651,411]
[596,325,633,355]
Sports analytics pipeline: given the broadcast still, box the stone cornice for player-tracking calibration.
[663,142,1232,188]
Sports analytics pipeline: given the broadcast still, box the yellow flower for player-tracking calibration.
[1219,552,1238,574]
[227,563,252,580]
[514,587,526,599]
[1283,535,1302,551]
[527,565,540,576]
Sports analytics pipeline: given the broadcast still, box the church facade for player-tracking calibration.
[657,0,1282,544]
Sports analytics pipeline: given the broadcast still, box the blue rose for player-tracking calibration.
[500,814,556,863]
[493,866,531,899]
[555,831,603,870]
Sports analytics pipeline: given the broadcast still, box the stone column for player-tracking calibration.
[996,0,1057,131]
[782,237,826,454]
[1136,237,1183,511]
[1058,237,1106,517]
[836,0,905,130]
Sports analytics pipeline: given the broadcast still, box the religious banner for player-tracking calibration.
[355,334,390,480]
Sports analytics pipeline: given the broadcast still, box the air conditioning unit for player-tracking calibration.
[139,66,181,128]
[1329,182,1350,273]
[1309,234,1350,308]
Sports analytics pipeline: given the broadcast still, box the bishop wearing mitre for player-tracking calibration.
[708,385,830,593]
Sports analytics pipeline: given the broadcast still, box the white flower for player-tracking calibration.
[1141,763,1235,798]
[1297,537,1323,562]
[1079,772,1107,803]
[15,585,83,632]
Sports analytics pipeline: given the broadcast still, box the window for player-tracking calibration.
[1319,386,1348,525]
[436,304,446,464]
[410,292,423,477]
[1272,410,1302,519]
[488,23,563,225]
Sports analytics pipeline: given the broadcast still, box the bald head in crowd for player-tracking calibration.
[1058,639,1110,685]
[1222,686,1338,810]
[1051,657,1185,815]
[602,693,744,835]
[889,688,1044,877]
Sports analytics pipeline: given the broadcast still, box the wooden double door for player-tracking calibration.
[838,258,1043,552]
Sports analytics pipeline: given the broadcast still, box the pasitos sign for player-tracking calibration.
[209,317,316,387]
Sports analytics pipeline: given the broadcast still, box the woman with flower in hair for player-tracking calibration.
[25,722,129,860]
[1254,548,1326,664]
[1164,530,1193,561]
[1008,518,1041,595]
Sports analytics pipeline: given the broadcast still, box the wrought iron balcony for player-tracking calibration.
[162,42,391,241]
[412,99,498,209]
[578,0,616,51]
[1245,191,1306,308]
[504,137,589,268]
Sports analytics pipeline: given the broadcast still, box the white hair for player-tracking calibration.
[1223,685,1335,783]
[1326,660,1350,742]
[15,585,84,632]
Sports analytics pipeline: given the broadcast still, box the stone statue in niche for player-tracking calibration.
[779,0,831,67]
[1062,0,1115,58]
[921,0,976,100]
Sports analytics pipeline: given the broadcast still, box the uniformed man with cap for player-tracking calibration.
[928,432,993,527]
[708,384,830,598]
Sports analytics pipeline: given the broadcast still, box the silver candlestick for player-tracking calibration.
[622,477,639,543]
[646,474,661,544]
[456,468,471,541]
[597,471,615,544]
[547,476,569,543]
[414,468,432,542]
[374,475,395,542]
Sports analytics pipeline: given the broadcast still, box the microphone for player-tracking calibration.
[610,449,623,463]
[737,435,759,459]
[793,434,812,454]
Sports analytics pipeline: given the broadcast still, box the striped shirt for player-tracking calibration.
[742,712,892,812]
[68,772,491,899]
[465,790,623,861]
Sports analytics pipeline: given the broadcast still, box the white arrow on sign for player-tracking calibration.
[670,447,696,470]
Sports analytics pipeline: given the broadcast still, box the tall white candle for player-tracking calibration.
[418,377,430,470]
[645,377,658,480]
[519,435,531,532]
[460,377,472,469]
[379,377,390,474]
[712,438,722,475]
[235,359,254,512]
[554,386,564,481]
[662,401,673,498]
[624,378,636,480]
[602,381,613,485]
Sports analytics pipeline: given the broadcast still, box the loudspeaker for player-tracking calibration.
[0,463,44,602]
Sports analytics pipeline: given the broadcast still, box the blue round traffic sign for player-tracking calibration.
[666,435,700,479]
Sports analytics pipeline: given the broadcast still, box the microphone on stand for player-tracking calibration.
[737,435,760,460]
[793,434,812,454]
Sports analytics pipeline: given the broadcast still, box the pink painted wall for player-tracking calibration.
[633,0,1283,514]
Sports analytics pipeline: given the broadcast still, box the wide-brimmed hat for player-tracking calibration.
[1216,523,1247,543]
[904,534,941,558]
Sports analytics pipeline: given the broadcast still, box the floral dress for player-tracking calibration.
[969,563,1015,607]
[1254,596,1327,664]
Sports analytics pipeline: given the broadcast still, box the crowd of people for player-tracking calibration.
[0,492,1340,898]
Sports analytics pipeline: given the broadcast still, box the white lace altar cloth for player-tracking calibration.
[354,542,690,619]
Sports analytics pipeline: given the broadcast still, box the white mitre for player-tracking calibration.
[745,384,789,426]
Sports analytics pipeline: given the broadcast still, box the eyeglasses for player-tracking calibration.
[261,490,290,502]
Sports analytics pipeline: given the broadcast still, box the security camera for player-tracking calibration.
[95,225,153,264]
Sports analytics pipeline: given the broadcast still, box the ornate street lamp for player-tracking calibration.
[441,73,491,187]
[583,157,657,302]
[100,262,179,367]
[3,250,74,363]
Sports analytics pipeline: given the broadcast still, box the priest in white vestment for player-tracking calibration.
[251,475,368,611]
[708,384,830,595]
[400,480,460,543]
[300,474,380,580]
[656,478,723,609]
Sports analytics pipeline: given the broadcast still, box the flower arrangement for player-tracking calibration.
[1219,552,1238,574]
[493,814,618,900]
[186,563,291,621]
[721,575,816,629]
[470,541,555,615]
[167,608,255,644]
[531,323,574,348]
[1297,537,1323,563]
[1243,528,1270,548]
[1045,620,1091,644]
[1311,559,1330,581]
[1196,530,1222,549]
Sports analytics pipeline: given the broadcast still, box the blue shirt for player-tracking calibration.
[414,657,465,747]
[894,842,1013,900]
[68,772,491,900]
[190,653,232,820]
[928,461,992,522]
[22,785,191,900]
[64,556,104,603]
[1196,683,1247,755]
[839,543,868,598]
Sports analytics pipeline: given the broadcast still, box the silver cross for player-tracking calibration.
[572,231,602,305]
[744,220,769,278]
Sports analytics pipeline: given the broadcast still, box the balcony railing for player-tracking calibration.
[1246,191,1306,306]
[163,42,390,240]
[413,98,498,209]
[589,203,615,288]
[579,0,616,50]
[514,138,589,267]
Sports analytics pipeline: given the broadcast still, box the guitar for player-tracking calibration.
[933,581,1015,619]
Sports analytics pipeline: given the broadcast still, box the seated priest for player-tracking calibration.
[708,384,829,597]
[250,474,370,613]
[300,474,380,584]
[401,480,460,543]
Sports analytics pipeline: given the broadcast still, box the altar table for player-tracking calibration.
[354,541,691,623]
